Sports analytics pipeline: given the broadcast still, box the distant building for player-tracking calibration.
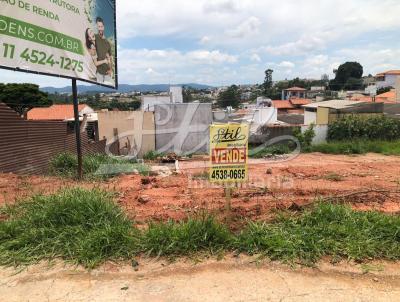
[141,86,184,112]
[256,97,272,108]
[303,100,383,125]
[282,87,307,100]
[170,86,183,103]
[376,70,400,89]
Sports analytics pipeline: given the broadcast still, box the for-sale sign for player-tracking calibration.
[209,123,249,183]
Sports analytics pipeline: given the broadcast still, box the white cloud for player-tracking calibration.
[2,0,400,86]
[203,0,239,14]
[117,48,239,85]
[227,16,261,38]
[278,61,295,69]
[250,53,261,62]
[199,36,211,44]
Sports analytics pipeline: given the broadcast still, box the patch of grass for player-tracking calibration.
[235,203,400,264]
[2,190,400,268]
[361,263,384,274]
[0,188,139,268]
[142,151,164,161]
[50,153,151,179]
[139,215,233,257]
[309,140,400,156]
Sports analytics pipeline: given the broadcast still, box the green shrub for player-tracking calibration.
[0,188,139,268]
[293,124,315,151]
[309,140,400,155]
[328,115,400,141]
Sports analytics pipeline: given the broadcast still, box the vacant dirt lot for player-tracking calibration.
[1,153,400,223]
[1,257,400,302]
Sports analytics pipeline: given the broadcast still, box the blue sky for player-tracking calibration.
[1,0,400,87]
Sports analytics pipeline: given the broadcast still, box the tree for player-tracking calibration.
[263,69,273,95]
[218,85,240,108]
[182,86,193,103]
[330,62,363,91]
[0,83,52,115]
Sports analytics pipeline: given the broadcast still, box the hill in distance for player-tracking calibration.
[41,83,214,94]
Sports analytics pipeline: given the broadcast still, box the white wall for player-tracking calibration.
[142,95,171,112]
[80,106,95,115]
[301,124,328,145]
[170,86,183,103]
[304,110,316,125]
[254,107,277,124]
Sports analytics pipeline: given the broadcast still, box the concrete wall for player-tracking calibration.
[97,111,155,157]
[304,110,316,125]
[142,95,171,112]
[301,124,328,145]
[317,107,330,125]
[254,107,278,125]
[155,103,212,154]
[213,111,229,123]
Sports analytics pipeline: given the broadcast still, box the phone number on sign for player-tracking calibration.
[211,169,246,180]
[2,43,83,72]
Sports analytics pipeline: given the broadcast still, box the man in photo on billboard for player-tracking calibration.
[95,17,113,85]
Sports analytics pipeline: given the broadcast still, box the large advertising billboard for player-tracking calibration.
[0,0,117,88]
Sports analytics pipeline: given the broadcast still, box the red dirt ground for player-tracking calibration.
[1,153,400,223]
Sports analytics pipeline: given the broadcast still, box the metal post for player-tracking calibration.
[72,79,83,180]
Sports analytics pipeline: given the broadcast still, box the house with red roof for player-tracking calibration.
[350,89,399,104]
[27,104,95,121]
[272,98,312,114]
[26,104,98,141]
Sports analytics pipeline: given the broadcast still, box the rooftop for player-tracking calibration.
[290,98,312,105]
[376,70,400,77]
[350,90,397,104]
[272,100,294,109]
[27,104,89,121]
[303,99,363,110]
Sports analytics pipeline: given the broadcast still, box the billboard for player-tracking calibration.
[209,124,249,183]
[0,0,117,88]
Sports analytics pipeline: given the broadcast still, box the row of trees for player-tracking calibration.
[217,61,366,109]
[261,61,365,99]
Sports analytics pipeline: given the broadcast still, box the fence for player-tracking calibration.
[0,102,106,174]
